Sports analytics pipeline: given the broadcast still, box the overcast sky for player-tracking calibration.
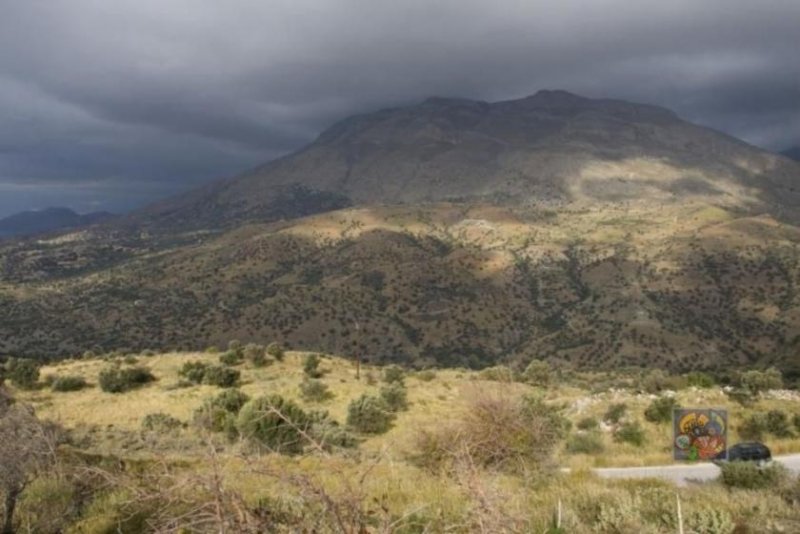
[0,0,798,217]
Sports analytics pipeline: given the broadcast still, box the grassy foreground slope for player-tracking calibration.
[5,350,800,532]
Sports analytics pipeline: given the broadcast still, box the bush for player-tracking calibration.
[178,361,209,384]
[347,395,394,434]
[303,354,323,378]
[178,361,239,387]
[603,403,628,424]
[236,395,311,454]
[51,375,87,392]
[141,413,182,432]
[228,339,243,355]
[383,365,405,385]
[267,342,285,361]
[15,476,76,534]
[566,431,605,454]
[576,416,599,431]
[219,350,243,366]
[379,382,409,412]
[299,379,334,402]
[685,371,716,388]
[5,358,40,389]
[202,365,240,388]
[726,387,756,406]
[414,393,569,474]
[766,410,794,438]
[685,508,735,534]
[210,388,250,413]
[739,414,768,441]
[98,366,155,393]
[739,368,783,394]
[794,413,800,434]
[308,411,358,450]
[719,461,787,489]
[243,343,267,367]
[194,389,250,437]
[414,370,436,382]
[613,421,645,446]
[522,359,551,387]
[640,369,672,393]
[478,365,514,382]
[643,396,678,424]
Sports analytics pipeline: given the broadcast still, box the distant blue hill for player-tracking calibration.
[0,207,116,238]
[781,147,800,162]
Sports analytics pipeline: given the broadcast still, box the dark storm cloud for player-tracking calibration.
[0,0,798,217]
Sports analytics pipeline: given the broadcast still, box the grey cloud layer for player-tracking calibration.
[0,0,798,216]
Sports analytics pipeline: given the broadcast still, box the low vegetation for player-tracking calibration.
[1,350,799,531]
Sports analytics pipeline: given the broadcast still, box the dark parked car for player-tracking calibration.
[714,442,772,464]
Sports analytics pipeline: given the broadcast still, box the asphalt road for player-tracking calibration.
[592,453,800,486]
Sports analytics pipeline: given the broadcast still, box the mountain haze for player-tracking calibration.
[0,207,116,238]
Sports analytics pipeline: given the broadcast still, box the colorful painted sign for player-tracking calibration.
[673,408,727,461]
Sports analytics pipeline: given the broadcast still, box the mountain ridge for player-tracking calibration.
[131,90,800,231]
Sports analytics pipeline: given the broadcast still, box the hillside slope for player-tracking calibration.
[4,201,800,372]
[3,92,800,372]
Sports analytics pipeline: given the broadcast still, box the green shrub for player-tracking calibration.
[209,388,251,413]
[685,508,734,534]
[51,375,87,392]
[643,396,678,424]
[5,358,40,389]
[522,359,551,387]
[303,354,323,378]
[299,379,334,402]
[16,477,76,534]
[640,369,672,393]
[380,382,409,412]
[725,387,755,406]
[267,342,285,361]
[202,365,240,388]
[236,395,311,454]
[766,410,794,437]
[739,368,783,394]
[141,413,182,432]
[98,366,155,393]
[613,421,645,446]
[347,394,393,434]
[308,411,358,450]
[576,416,599,431]
[793,413,800,434]
[685,371,716,388]
[603,403,628,424]
[178,361,209,384]
[739,413,768,441]
[244,343,268,367]
[194,389,250,438]
[383,365,406,385]
[414,369,437,382]
[719,461,787,489]
[566,431,605,454]
[414,394,569,473]
[219,350,243,366]
[228,339,243,355]
[478,365,514,382]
